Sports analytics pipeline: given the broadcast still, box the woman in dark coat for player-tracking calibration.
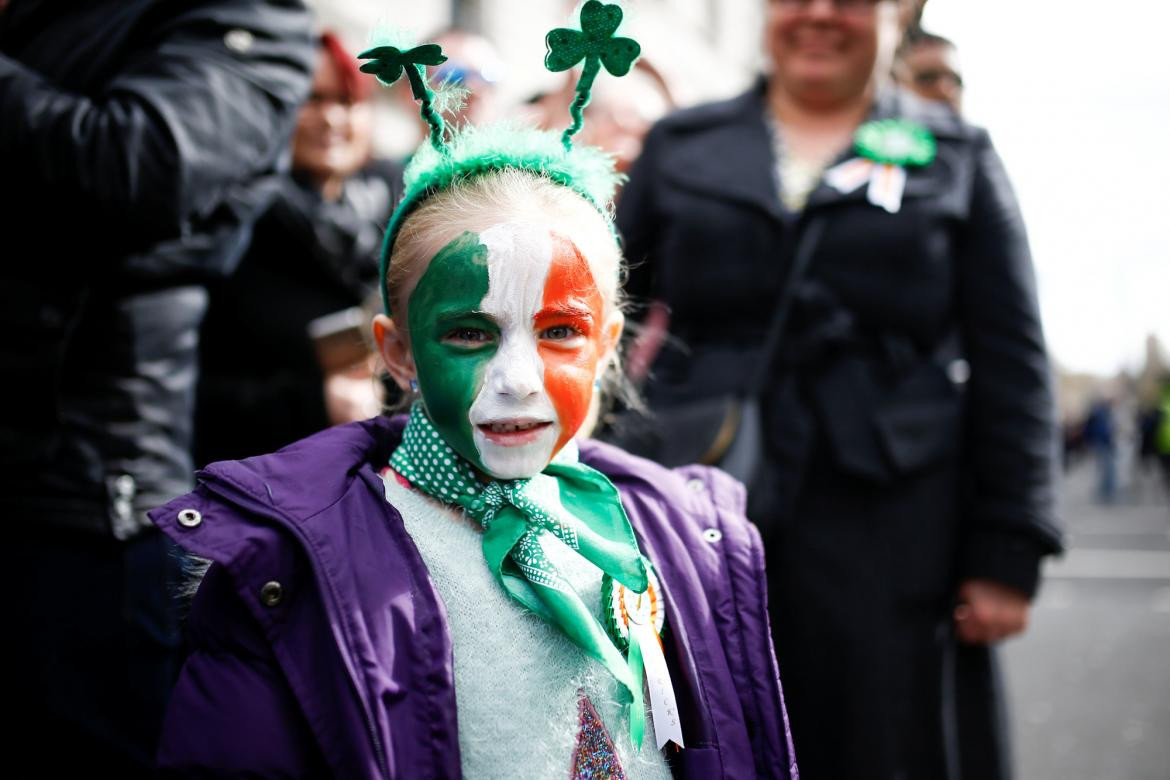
[195,32,401,465]
[615,2,1063,778]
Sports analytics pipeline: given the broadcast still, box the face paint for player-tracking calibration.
[536,232,606,456]
[407,231,492,470]
[406,221,609,480]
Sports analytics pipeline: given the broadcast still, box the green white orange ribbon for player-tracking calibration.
[824,119,937,214]
[603,566,684,750]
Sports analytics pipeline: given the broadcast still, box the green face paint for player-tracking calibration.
[406,231,493,471]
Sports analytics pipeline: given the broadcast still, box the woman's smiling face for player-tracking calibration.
[404,221,616,479]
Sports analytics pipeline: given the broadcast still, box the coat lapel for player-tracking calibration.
[659,83,785,223]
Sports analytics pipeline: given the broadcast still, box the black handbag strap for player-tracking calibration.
[745,215,826,398]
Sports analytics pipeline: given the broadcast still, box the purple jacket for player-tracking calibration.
[151,415,797,778]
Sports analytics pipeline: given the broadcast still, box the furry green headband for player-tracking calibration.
[359,1,640,314]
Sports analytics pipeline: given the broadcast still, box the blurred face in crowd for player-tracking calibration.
[576,69,671,175]
[765,0,905,107]
[431,31,506,125]
[293,43,374,193]
[897,41,963,112]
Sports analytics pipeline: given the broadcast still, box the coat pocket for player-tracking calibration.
[813,353,963,483]
[875,360,963,475]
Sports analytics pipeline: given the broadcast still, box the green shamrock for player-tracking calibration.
[358,44,448,101]
[854,119,936,167]
[545,0,641,149]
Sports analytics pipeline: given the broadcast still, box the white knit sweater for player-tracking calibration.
[383,472,673,779]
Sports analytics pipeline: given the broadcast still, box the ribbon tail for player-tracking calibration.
[634,620,684,750]
[866,163,906,213]
[824,157,874,194]
[627,627,646,750]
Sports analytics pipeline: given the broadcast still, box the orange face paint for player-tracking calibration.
[536,231,607,454]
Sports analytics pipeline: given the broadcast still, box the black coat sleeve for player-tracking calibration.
[955,130,1063,596]
[0,0,313,249]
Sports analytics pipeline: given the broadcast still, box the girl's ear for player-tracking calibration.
[598,309,625,377]
[373,314,416,392]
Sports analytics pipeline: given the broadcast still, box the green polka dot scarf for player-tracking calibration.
[389,403,652,744]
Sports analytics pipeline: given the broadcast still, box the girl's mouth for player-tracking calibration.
[477,419,552,446]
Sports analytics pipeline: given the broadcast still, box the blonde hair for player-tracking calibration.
[385,169,624,321]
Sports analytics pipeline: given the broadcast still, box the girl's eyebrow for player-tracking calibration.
[434,308,495,321]
[534,301,595,320]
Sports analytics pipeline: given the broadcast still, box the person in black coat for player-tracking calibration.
[615,2,1063,778]
[195,33,403,466]
[1,1,312,772]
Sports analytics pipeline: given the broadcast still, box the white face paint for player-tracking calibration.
[467,221,560,479]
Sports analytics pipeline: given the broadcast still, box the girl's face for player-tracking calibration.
[396,221,620,479]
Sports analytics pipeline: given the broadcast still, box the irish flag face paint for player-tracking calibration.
[407,221,609,479]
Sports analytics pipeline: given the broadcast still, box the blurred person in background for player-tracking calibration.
[616,0,1062,777]
[532,59,675,176]
[394,27,507,135]
[894,29,963,112]
[1145,376,1170,494]
[1083,395,1119,504]
[195,31,402,466]
[0,0,312,773]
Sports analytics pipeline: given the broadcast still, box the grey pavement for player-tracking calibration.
[1003,461,1170,780]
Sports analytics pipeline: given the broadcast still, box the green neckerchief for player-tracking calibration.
[389,403,651,745]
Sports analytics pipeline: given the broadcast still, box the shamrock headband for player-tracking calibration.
[359,1,641,315]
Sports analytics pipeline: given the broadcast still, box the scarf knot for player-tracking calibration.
[465,480,512,529]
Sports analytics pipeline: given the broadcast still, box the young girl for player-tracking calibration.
[152,8,796,778]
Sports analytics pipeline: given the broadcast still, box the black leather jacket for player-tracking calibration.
[0,0,314,538]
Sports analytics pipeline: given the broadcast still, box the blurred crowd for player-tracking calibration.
[4,0,1158,777]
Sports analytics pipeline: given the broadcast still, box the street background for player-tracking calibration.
[1005,464,1169,780]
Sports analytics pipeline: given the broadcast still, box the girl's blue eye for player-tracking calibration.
[541,325,580,341]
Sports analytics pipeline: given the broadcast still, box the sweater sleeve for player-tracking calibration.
[156,564,328,777]
[955,129,1064,596]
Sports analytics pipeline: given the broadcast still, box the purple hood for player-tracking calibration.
[151,415,797,778]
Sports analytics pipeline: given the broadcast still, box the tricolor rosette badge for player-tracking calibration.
[824,119,937,213]
[602,564,684,750]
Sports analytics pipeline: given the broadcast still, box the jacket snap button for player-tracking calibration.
[224,28,254,54]
[114,474,136,497]
[947,358,971,385]
[260,581,284,607]
[686,478,705,493]
[177,508,202,528]
[703,528,723,543]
